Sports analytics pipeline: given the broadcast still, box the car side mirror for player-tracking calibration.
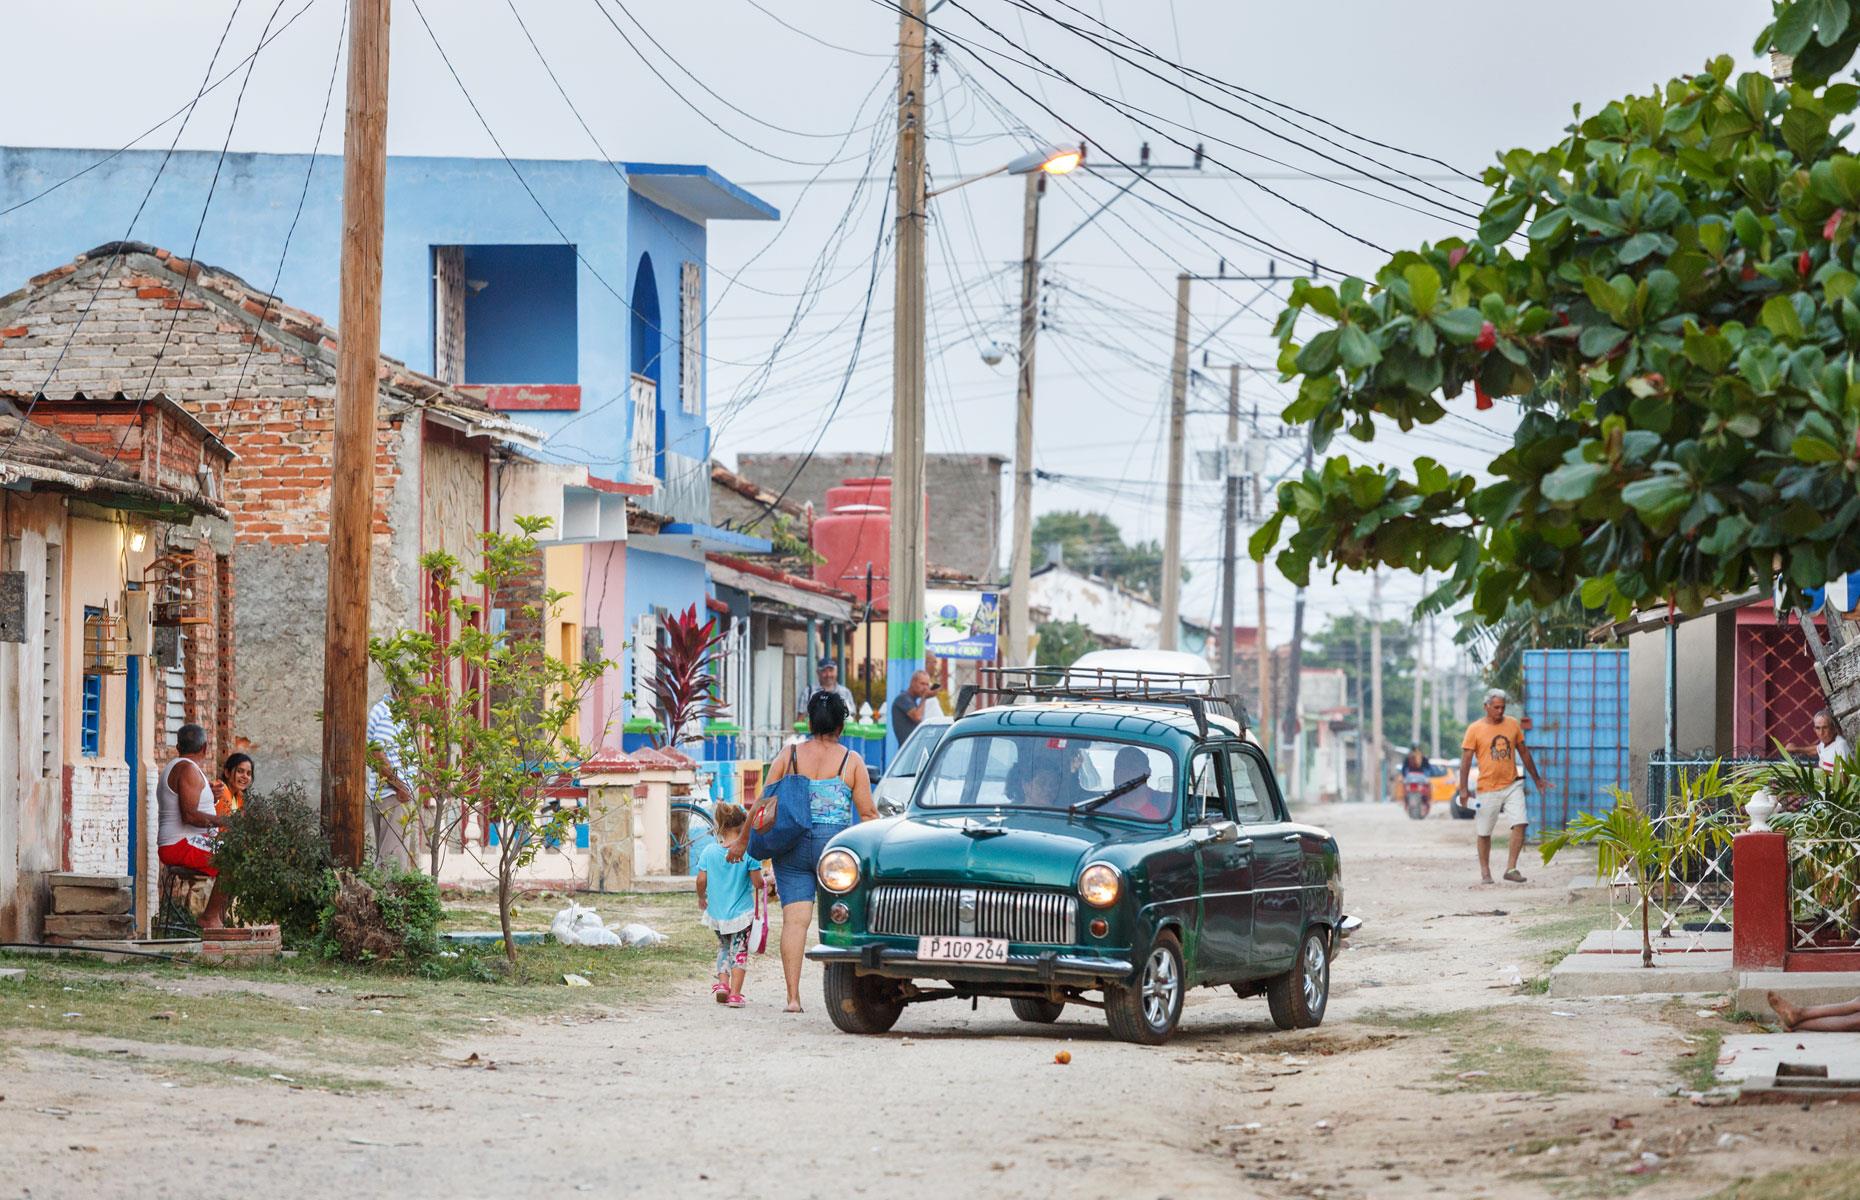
[1192,819,1239,845]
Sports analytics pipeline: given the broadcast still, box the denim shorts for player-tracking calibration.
[771,823,850,905]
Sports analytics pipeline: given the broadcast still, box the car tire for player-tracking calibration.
[823,963,904,1035]
[1010,997,1065,1024]
[1105,931,1185,1045]
[1266,926,1331,1030]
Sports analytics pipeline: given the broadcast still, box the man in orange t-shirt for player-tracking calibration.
[1452,689,1549,885]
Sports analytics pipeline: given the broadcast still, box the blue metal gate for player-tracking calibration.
[1521,649,1630,834]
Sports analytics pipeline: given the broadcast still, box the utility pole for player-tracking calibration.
[1159,272,1190,650]
[1279,439,1313,769]
[1218,363,1240,685]
[887,0,928,751]
[1370,569,1384,803]
[1411,570,1426,757]
[1007,170,1044,667]
[1254,452,1270,752]
[1429,605,1441,757]
[320,0,391,868]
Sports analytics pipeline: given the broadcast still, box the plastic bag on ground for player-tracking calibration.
[550,902,624,947]
[615,922,667,947]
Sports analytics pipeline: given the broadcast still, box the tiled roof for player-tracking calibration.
[0,394,220,517]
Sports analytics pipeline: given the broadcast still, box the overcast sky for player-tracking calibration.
[3,0,1768,670]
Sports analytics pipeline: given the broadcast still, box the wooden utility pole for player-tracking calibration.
[1007,170,1043,667]
[887,0,928,750]
[1370,569,1384,803]
[1159,272,1190,649]
[1279,439,1312,764]
[1218,364,1240,685]
[320,0,391,868]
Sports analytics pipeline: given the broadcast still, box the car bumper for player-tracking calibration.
[807,943,1134,986]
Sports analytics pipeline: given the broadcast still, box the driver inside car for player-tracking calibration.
[1098,746,1170,820]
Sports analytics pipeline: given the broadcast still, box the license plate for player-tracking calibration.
[916,935,1010,963]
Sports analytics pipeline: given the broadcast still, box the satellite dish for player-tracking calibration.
[980,341,1006,367]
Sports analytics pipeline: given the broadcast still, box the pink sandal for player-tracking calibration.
[711,982,729,1003]
[726,994,746,1008]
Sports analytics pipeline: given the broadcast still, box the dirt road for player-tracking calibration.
[4,804,1855,1199]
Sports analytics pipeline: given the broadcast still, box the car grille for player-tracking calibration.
[867,884,1078,945]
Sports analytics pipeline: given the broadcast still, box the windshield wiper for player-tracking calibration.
[1070,774,1149,815]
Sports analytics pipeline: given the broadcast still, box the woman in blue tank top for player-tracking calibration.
[752,690,875,1013]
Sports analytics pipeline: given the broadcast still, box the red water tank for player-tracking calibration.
[813,476,927,611]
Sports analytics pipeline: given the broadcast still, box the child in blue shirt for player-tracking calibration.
[696,802,764,1008]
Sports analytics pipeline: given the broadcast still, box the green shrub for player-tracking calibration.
[310,867,443,965]
[210,783,331,946]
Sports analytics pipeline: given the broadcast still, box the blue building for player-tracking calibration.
[0,146,775,736]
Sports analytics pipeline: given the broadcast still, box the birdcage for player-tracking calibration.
[83,609,124,674]
[144,553,209,627]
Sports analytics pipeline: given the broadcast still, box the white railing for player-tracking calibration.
[1607,814,1735,953]
[1788,835,1860,951]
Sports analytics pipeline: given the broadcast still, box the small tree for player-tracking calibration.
[369,515,610,973]
[646,604,726,750]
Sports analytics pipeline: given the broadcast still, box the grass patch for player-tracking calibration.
[1356,1007,1466,1034]
[1703,1161,1860,1200]
[1521,902,1614,944]
[0,891,717,1070]
[1358,1007,1583,1094]
[1676,1024,1725,1093]
[53,1045,385,1092]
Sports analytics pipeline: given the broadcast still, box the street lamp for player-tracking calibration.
[925,144,1083,199]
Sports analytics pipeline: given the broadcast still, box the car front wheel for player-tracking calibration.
[1105,932,1184,1045]
[1266,926,1330,1030]
[823,963,904,1034]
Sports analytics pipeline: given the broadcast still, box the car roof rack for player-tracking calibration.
[955,666,1250,741]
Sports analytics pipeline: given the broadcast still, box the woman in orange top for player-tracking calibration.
[212,753,254,817]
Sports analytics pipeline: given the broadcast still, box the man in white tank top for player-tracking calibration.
[156,723,232,928]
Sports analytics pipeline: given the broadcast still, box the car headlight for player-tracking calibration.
[1079,862,1121,908]
[817,848,860,894]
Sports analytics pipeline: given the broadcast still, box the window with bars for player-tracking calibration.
[79,672,102,757]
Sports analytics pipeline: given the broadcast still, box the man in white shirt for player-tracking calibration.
[1814,708,1851,771]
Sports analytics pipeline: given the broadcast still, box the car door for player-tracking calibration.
[1228,745,1300,974]
[1187,746,1252,982]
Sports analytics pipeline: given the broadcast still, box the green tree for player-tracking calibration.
[1032,510,1181,598]
[1034,619,1103,667]
[1253,17,1860,623]
[369,515,611,974]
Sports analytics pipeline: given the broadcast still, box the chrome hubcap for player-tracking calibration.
[1141,946,1179,1029]
[1302,936,1328,1017]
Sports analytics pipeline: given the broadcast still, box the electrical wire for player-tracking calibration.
[0,0,251,468]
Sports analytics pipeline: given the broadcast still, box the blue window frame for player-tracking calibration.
[80,673,103,757]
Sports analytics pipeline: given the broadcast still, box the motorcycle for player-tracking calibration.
[1402,774,1430,821]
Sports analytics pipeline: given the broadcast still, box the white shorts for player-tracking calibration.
[1473,782,1528,837]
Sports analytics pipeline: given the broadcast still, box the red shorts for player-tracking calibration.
[158,839,217,877]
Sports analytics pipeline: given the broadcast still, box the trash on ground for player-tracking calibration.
[549,903,666,948]
[563,973,593,987]
[1053,1050,1071,1065]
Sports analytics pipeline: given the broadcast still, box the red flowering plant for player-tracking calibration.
[1256,26,1860,623]
[645,604,728,750]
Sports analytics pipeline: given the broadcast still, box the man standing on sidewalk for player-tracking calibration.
[1451,689,1550,885]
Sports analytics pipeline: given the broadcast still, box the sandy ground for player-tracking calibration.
[4,803,1856,1200]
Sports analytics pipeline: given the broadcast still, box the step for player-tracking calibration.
[52,884,132,915]
[1548,949,1734,997]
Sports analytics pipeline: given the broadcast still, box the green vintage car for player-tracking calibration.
[806,672,1356,1044]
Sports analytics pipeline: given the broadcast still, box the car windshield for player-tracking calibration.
[888,723,948,777]
[916,733,1177,822]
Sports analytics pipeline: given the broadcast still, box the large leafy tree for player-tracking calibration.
[1254,8,1860,622]
[1032,510,1180,598]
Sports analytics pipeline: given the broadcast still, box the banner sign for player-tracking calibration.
[925,589,1000,661]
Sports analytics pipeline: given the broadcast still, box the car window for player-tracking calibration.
[916,733,1177,821]
[1186,751,1228,823]
[1225,748,1275,824]
[888,724,948,777]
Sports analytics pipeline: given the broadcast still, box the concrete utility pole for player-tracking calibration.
[1429,605,1441,757]
[886,0,928,751]
[1411,570,1426,757]
[1279,439,1313,765]
[1217,363,1240,685]
[1007,170,1044,667]
[1254,450,1270,752]
[1370,568,1384,803]
[321,0,391,868]
[1159,272,1190,649]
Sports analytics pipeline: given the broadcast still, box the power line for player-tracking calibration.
[1,0,252,468]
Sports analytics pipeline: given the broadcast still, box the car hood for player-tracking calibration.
[854,809,1142,889]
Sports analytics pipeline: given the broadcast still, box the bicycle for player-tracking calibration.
[669,800,717,873]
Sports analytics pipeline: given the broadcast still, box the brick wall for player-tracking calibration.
[66,761,130,875]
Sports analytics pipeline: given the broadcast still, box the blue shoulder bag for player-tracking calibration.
[748,746,814,860]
